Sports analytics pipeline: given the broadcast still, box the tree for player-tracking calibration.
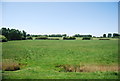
[73,34,92,37]
[49,34,62,37]
[103,34,106,38]
[113,33,120,38]
[0,27,27,40]
[9,29,22,40]
[108,33,112,38]
[27,34,30,37]
[0,28,9,40]
[62,34,67,37]
[73,34,81,37]
[63,36,76,40]
[22,30,27,40]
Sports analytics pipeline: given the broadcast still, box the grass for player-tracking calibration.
[1,40,118,79]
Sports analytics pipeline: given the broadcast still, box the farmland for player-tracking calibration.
[1,39,119,79]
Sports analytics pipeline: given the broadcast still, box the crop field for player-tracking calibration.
[1,39,119,79]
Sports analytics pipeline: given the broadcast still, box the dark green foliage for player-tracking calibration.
[49,34,67,37]
[49,34,62,37]
[82,37,91,40]
[0,28,10,40]
[0,35,7,42]
[73,34,92,37]
[43,34,48,37]
[27,34,30,37]
[73,34,81,37]
[108,33,112,38]
[0,27,27,40]
[35,37,60,40]
[31,34,66,37]
[103,34,106,38]
[48,38,59,40]
[62,34,67,37]
[27,36,33,40]
[31,34,48,37]
[31,35,39,37]
[22,30,27,40]
[63,36,76,40]
[35,36,48,40]
[9,29,22,40]
[113,33,120,38]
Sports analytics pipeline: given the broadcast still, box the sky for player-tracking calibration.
[1,2,118,36]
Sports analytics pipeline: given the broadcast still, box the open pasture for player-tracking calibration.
[2,40,118,79]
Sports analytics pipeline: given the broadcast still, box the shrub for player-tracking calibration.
[48,38,59,40]
[63,37,76,40]
[35,36,48,40]
[27,36,33,40]
[0,35,7,42]
[82,37,91,40]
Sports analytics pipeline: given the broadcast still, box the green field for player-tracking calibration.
[2,40,118,79]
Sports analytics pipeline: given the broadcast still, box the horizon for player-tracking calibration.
[1,2,118,37]
[2,27,120,37]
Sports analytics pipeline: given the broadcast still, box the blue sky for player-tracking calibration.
[1,2,118,36]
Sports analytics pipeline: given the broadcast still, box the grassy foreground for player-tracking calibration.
[2,40,118,79]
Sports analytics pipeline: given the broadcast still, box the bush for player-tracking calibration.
[82,37,91,40]
[63,37,76,40]
[35,36,48,40]
[27,36,33,40]
[0,35,7,42]
[48,38,59,40]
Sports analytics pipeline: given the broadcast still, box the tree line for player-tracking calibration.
[103,33,120,38]
[31,34,67,37]
[31,34,92,37]
[73,34,92,37]
[0,27,120,42]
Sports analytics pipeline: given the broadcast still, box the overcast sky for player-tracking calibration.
[1,2,118,36]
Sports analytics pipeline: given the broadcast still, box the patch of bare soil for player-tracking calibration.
[55,64,119,72]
